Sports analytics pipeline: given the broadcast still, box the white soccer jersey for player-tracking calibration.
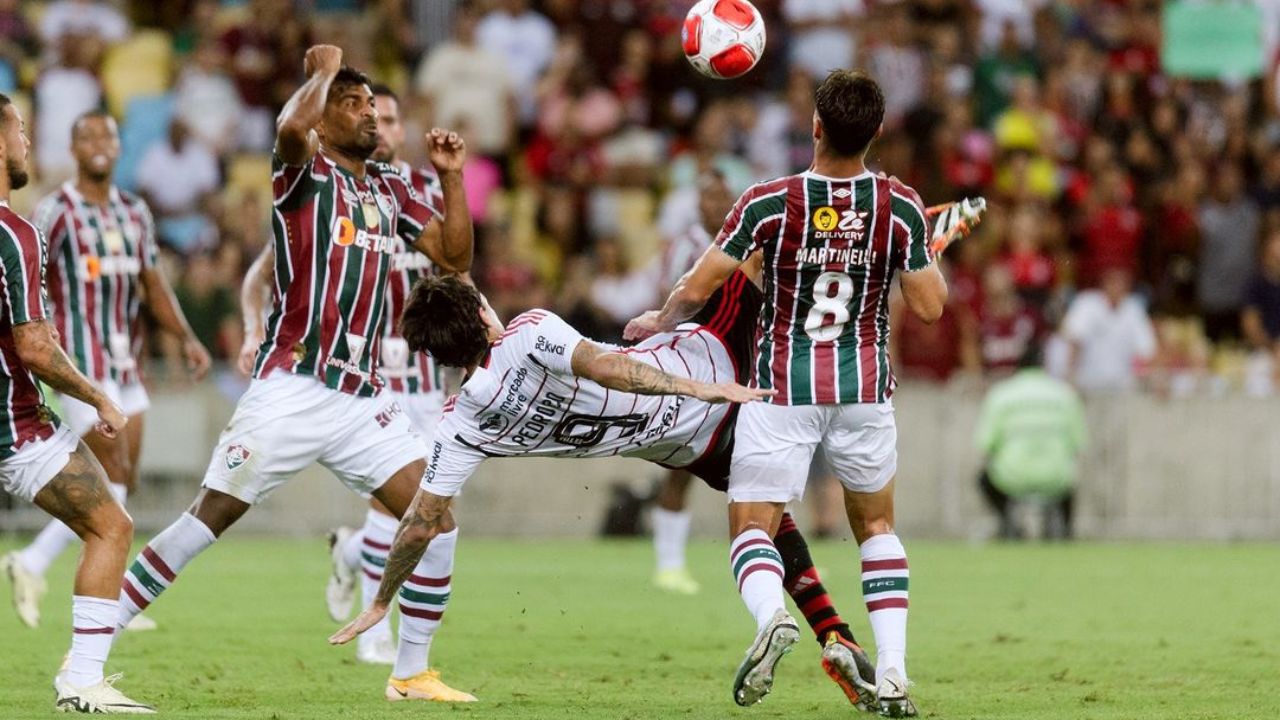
[421,309,737,497]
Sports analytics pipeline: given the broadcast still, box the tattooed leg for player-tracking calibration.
[32,441,132,599]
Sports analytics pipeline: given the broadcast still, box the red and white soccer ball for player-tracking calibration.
[682,0,767,80]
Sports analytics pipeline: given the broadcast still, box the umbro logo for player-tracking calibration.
[832,188,852,199]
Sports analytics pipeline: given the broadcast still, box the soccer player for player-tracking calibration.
[329,274,885,709]
[625,70,949,715]
[0,94,153,713]
[2,110,211,631]
[237,82,452,665]
[112,45,476,701]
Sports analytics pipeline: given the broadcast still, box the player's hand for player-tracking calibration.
[303,44,343,78]
[694,382,776,404]
[94,399,127,440]
[426,128,467,173]
[328,602,390,645]
[183,336,212,381]
[237,329,263,377]
[623,311,670,342]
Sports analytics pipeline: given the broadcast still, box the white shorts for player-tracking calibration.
[394,390,445,442]
[201,373,428,505]
[728,402,897,503]
[0,425,81,503]
[58,379,151,437]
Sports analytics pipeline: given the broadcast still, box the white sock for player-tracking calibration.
[118,512,216,628]
[341,529,363,572]
[357,510,399,644]
[860,533,909,685]
[729,528,785,630]
[66,596,119,687]
[652,507,691,573]
[393,527,457,679]
[18,484,127,577]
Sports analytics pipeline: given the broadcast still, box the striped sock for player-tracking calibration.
[860,533,909,685]
[118,513,216,628]
[65,596,118,687]
[357,509,399,645]
[729,528,785,630]
[774,513,856,646]
[393,528,457,680]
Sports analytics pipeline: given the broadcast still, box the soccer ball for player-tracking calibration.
[681,0,767,80]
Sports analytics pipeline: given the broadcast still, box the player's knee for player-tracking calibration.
[84,503,133,549]
[855,517,894,542]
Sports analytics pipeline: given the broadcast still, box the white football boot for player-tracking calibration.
[732,608,800,706]
[54,673,155,714]
[2,550,46,628]
[325,527,357,622]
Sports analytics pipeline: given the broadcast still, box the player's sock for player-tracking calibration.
[118,512,216,628]
[358,509,399,641]
[860,533,909,685]
[729,528,785,630]
[652,507,691,572]
[393,527,457,680]
[774,512,856,646]
[341,528,363,571]
[65,595,118,687]
[18,484,128,577]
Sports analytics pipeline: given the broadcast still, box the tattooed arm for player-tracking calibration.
[329,489,455,645]
[14,320,126,436]
[569,339,773,404]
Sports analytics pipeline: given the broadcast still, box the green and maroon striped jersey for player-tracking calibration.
[382,163,443,396]
[32,183,158,385]
[254,152,437,397]
[715,171,932,405]
[0,204,60,458]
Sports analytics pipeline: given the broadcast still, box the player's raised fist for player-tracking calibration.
[426,127,467,173]
[303,44,343,77]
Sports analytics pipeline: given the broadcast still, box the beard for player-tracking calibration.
[337,132,379,162]
[7,157,28,190]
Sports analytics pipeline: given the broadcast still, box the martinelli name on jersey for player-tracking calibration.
[255,152,437,397]
[420,311,736,497]
[716,171,933,406]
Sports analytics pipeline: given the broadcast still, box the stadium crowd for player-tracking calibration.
[4,0,1280,396]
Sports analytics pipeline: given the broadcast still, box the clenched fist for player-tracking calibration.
[303,44,343,78]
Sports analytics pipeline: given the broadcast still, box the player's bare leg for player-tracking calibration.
[727,501,798,706]
[33,443,153,713]
[845,478,916,718]
[115,488,246,630]
[652,469,699,594]
[7,424,133,628]
[327,497,401,663]
[369,462,474,702]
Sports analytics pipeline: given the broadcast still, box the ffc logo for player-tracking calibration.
[225,444,252,471]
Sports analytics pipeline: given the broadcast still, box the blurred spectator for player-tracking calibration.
[38,0,128,50]
[477,0,556,127]
[136,120,219,255]
[1060,267,1157,394]
[0,0,36,84]
[34,37,103,179]
[974,0,1039,51]
[587,237,658,343]
[1242,231,1280,357]
[972,21,1037,128]
[669,101,755,194]
[975,345,1085,540]
[172,251,241,363]
[748,70,816,179]
[218,0,296,150]
[658,169,733,294]
[174,40,244,154]
[782,0,863,83]
[998,204,1055,306]
[1197,164,1261,342]
[979,265,1042,378]
[1077,164,1142,286]
[867,6,925,128]
[415,5,515,160]
[890,281,978,383]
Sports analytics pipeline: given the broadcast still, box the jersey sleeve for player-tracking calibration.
[419,421,486,498]
[504,308,586,376]
[715,184,786,261]
[0,222,49,325]
[385,168,440,247]
[889,185,933,272]
[30,194,67,259]
[271,152,331,211]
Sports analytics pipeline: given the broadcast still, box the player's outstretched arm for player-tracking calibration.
[329,488,453,645]
[13,320,126,438]
[275,44,343,165]
[413,128,473,274]
[625,245,743,341]
[140,267,211,380]
[237,245,275,376]
[570,338,773,404]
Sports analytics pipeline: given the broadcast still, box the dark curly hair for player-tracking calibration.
[327,66,372,103]
[814,69,884,157]
[399,276,491,367]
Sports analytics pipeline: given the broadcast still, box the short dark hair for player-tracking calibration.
[0,93,11,124]
[814,70,885,157]
[71,108,115,139]
[369,83,398,104]
[327,66,372,102]
[400,275,491,367]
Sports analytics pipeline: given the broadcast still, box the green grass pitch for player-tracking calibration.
[1,537,1276,719]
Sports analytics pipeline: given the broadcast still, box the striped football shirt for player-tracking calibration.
[715,170,933,405]
[382,162,444,395]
